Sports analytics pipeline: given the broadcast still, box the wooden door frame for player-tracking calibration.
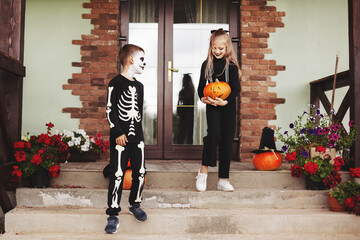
[0,0,26,214]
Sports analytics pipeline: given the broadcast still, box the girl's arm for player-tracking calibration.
[225,64,240,104]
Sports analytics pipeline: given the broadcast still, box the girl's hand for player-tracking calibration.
[116,134,128,146]
[213,97,228,106]
[201,97,214,105]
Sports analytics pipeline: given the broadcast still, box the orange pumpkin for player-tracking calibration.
[123,159,146,190]
[203,79,231,100]
[252,152,282,171]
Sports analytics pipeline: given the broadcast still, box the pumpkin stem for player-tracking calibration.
[215,78,219,83]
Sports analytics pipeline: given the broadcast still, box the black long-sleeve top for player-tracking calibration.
[197,57,240,106]
[106,74,144,142]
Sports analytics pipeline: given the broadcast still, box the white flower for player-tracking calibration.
[68,141,74,147]
[74,137,81,146]
[81,145,89,152]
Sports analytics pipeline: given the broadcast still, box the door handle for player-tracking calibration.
[168,61,179,83]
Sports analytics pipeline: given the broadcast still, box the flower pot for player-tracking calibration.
[305,175,325,190]
[30,168,50,188]
[327,192,345,212]
[68,149,98,162]
[310,147,336,164]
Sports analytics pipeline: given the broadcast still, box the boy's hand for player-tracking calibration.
[116,134,128,146]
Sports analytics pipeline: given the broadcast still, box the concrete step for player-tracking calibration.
[15,188,328,210]
[1,232,360,240]
[51,161,350,190]
[5,208,360,235]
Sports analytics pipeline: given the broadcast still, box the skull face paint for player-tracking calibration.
[132,51,146,75]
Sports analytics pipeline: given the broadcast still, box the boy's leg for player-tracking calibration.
[106,143,129,215]
[128,141,147,222]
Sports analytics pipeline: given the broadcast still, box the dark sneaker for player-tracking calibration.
[129,203,148,222]
[104,216,119,234]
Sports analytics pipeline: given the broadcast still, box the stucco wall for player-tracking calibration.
[268,0,349,137]
[23,0,91,135]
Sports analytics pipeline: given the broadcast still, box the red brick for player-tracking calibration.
[62,108,80,113]
[269,65,286,71]
[247,53,264,59]
[267,22,285,28]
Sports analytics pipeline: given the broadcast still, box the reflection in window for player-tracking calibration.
[130,0,158,23]
[174,0,229,24]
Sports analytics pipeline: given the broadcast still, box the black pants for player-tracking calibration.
[202,103,236,179]
[105,141,146,216]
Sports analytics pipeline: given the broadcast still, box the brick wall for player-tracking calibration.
[62,0,119,137]
[63,0,286,161]
[239,0,285,161]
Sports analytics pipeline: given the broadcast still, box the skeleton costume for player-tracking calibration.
[104,73,145,216]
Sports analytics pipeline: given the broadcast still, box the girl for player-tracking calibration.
[196,29,241,192]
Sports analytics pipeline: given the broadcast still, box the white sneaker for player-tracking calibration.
[196,170,207,192]
[217,179,234,192]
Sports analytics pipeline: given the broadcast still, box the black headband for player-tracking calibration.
[211,28,229,34]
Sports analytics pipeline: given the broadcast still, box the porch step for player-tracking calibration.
[50,161,350,189]
[1,233,360,240]
[15,188,328,210]
[5,208,360,235]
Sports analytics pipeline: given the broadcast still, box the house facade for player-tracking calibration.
[15,0,359,163]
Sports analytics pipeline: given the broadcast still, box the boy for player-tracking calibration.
[103,44,147,234]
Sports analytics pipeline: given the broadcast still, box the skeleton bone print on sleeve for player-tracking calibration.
[118,86,141,136]
[106,86,115,128]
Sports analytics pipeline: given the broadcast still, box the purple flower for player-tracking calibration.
[316,109,321,115]
[307,129,314,134]
[319,114,324,118]
[301,150,309,158]
[300,128,307,134]
[284,131,288,135]
[309,104,315,108]
[310,117,315,122]
[289,123,294,129]
[305,139,311,144]
[281,145,288,152]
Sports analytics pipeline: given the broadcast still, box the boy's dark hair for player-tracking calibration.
[119,44,145,66]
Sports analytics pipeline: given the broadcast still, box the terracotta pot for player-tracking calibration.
[327,192,345,212]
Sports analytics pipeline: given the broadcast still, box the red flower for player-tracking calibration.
[46,122,54,129]
[315,146,326,153]
[10,166,22,182]
[14,141,25,149]
[333,157,345,171]
[290,165,303,178]
[350,168,360,178]
[285,151,297,162]
[344,197,355,209]
[304,162,318,175]
[49,164,60,178]
[25,141,31,149]
[30,153,42,165]
[349,121,355,127]
[15,151,26,162]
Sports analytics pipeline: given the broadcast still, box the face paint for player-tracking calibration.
[132,51,146,75]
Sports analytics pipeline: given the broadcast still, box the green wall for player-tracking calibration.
[23,0,91,135]
[268,0,349,136]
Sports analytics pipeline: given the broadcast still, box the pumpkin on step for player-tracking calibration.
[123,160,146,190]
[203,78,231,100]
[252,151,282,171]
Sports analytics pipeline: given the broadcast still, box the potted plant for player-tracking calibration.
[350,167,360,184]
[328,179,360,213]
[10,122,69,188]
[61,129,109,162]
[276,104,357,189]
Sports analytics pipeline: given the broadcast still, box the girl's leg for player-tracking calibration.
[201,106,221,167]
[218,105,236,179]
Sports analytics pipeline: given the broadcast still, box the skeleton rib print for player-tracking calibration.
[117,86,141,136]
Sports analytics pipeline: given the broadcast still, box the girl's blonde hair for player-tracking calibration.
[205,29,241,80]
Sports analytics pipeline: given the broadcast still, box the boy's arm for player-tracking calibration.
[106,81,124,138]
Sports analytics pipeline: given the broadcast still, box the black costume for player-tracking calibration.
[197,57,240,178]
[104,74,146,216]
